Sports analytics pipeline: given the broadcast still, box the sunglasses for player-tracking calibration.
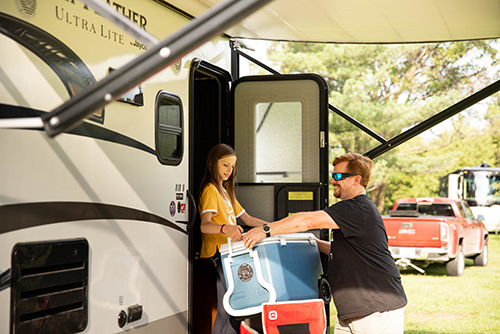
[332,172,358,181]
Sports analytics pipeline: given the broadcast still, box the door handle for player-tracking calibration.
[186,189,197,232]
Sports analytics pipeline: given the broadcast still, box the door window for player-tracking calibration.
[234,76,325,184]
[461,202,476,220]
[254,101,303,182]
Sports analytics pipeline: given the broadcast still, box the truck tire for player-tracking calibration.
[473,238,488,267]
[446,245,464,276]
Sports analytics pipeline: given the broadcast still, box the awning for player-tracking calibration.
[165,0,500,43]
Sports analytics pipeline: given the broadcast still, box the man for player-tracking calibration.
[243,153,407,334]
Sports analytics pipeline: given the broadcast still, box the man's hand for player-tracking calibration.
[243,227,266,249]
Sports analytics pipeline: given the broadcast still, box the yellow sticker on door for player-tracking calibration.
[288,192,313,201]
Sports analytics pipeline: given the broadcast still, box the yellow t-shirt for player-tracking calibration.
[200,183,245,258]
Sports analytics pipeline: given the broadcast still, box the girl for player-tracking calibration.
[199,143,269,334]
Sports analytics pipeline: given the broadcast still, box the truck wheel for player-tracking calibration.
[446,245,464,276]
[473,239,488,267]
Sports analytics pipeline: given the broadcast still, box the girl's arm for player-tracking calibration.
[238,211,269,228]
[200,212,244,241]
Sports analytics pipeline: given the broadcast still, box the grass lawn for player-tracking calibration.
[330,234,500,333]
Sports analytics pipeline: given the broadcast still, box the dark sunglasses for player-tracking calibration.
[332,172,358,181]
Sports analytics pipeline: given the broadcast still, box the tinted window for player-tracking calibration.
[155,91,183,165]
[461,202,475,220]
[429,204,454,217]
[395,203,455,216]
[396,203,417,211]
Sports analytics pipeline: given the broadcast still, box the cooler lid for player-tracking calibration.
[220,232,317,254]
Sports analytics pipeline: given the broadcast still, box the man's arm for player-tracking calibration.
[238,211,269,227]
[316,239,331,255]
[243,210,338,249]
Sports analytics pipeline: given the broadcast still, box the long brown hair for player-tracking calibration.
[199,143,238,208]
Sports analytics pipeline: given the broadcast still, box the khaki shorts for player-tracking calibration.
[334,307,405,334]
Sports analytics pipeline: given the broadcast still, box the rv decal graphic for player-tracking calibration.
[0,12,95,98]
[0,104,156,155]
[0,202,187,235]
[56,1,150,49]
[0,12,104,123]
[64,0,149,30]
[56,5,125,45]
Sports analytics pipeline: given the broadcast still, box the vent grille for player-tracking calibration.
[11,238,88,334]
[16,0,37,17]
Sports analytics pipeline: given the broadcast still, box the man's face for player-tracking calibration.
[331,161,359,200]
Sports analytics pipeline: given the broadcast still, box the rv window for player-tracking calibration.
[255,102,303,182]
[155,91,183,165]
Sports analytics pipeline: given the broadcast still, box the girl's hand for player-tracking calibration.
[225,224,244,241]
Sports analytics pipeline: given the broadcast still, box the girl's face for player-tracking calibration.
[217,154,237,183]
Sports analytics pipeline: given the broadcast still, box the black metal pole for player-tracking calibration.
[236,48,282,75]
[365,78,500,159]
[41,0,274,137]
[230,40,241,80]
[329,103,387,144]
[236,48,388,144]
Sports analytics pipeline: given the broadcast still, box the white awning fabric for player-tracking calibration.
[167,0,500,43]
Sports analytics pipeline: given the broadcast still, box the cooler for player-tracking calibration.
[220,233,323,317]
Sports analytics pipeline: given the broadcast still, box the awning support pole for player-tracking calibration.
[365,78,500,159]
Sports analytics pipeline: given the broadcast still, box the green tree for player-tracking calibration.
[485,95,500,163]
[265,40,499,211]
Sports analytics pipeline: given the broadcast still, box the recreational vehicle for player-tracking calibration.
[439,166,500,233]
[0,0,330,333]
[1,0,499,333]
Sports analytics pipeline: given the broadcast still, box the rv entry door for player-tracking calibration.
[232,74,329,223]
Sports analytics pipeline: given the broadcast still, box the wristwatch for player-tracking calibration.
[262,224,271,238]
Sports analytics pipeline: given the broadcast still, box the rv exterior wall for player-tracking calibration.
[0,0,230,332]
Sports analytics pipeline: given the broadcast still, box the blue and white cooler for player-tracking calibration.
[220,233,324,317]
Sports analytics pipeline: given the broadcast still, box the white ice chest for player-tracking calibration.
[220,233,323,317]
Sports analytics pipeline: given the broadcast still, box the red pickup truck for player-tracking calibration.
[383,197,489,276]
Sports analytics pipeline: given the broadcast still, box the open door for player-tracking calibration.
[232,74,330,222]
[189,66,330,333]
[232,74,331,328]
[189,59,232,334]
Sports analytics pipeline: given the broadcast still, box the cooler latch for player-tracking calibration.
[279,236,287,246]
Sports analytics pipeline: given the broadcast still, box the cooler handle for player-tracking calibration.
[222,249,277,317]
[224,237,254,262]
[227,237,233,258]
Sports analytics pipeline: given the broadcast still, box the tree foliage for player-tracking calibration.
[265,40,500,212]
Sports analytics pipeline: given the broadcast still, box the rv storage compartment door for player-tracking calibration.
[10,238,89,334]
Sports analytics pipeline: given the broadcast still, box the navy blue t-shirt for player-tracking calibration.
[324,194,407,320]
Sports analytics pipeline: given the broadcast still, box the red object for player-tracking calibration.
[261,299,326,334]
[383,197,489,275]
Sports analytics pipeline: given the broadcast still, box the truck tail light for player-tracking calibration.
[440,222,449,243]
